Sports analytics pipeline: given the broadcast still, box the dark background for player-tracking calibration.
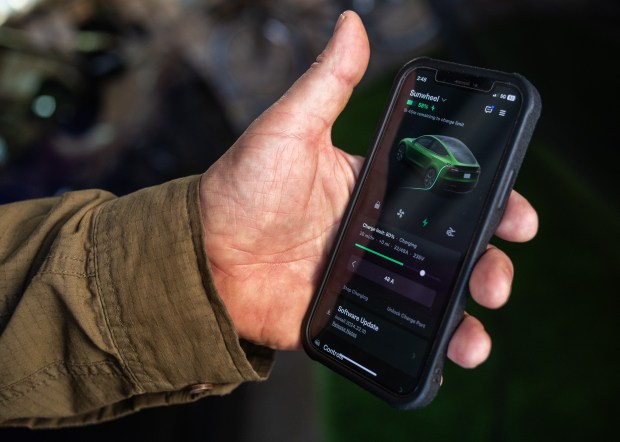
[1,0,618,440]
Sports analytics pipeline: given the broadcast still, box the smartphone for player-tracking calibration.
[303,57,541,408]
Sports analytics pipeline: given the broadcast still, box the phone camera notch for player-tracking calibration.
[436,70,493,91]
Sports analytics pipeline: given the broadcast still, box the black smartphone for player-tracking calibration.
[303,57,541,408]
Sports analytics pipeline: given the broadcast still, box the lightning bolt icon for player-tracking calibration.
[422,218,428,227]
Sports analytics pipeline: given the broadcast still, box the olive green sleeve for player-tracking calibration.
[0,176,273,428]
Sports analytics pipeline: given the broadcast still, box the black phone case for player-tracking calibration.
[303,57,541,409]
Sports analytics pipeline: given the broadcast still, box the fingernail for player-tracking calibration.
[334,11,347,34]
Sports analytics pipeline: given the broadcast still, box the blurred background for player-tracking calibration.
[1,0,618,440]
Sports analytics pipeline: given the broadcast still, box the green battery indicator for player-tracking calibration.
[407,99,414,106]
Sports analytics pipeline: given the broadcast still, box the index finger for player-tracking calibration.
[495,190,538,242]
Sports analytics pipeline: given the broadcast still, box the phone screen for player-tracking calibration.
[306,65,526,396]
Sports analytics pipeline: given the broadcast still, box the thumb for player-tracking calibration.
[262,11,370,136]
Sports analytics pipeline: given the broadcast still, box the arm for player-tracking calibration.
[0,177,272,428]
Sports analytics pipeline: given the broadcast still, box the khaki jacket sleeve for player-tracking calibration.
[0,176,273,428]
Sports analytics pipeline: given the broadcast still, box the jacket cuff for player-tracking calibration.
[93,175,273,399]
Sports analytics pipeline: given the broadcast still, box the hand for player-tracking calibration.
[448,190,537,368]
[199,11,538,371]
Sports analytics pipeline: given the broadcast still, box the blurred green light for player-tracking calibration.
[32,95,56,118]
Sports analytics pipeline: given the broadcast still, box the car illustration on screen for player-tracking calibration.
[395,135,481,193]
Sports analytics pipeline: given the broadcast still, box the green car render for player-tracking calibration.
[396,135,481,193]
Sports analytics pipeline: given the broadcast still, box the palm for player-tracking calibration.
[201,104,360,350]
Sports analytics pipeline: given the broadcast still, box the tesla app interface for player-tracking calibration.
[308,67,524,394]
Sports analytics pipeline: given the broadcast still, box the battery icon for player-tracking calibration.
[507,94,516,101]
[407,99,414,106]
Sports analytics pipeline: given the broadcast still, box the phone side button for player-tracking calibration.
[433,368,443,386]
[496,169,515,210]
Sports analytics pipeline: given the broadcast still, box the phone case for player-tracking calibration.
[303,57,541,409]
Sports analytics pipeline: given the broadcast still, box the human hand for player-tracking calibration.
[199,11,538,372]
